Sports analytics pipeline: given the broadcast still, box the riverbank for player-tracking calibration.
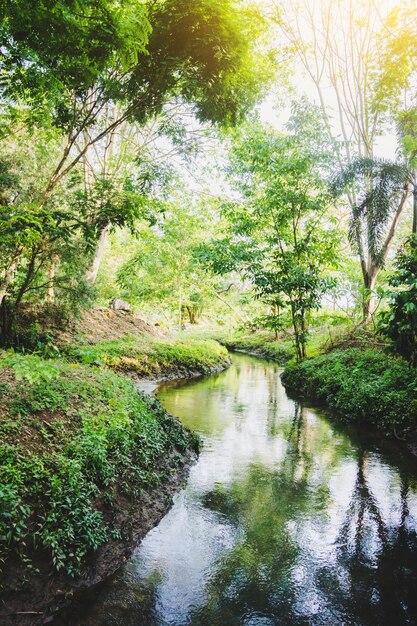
[55,352,417,626]
[214,330,294,363]
[0,354,200,625]
[282,348,417,444]
[64,335,231,381]
[185,313,353,364]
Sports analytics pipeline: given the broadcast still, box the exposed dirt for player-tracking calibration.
[56,308,163,345]
[0,449,196,626]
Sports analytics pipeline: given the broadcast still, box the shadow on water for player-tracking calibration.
[61,354,417,626]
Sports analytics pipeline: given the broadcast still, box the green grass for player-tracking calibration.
[282,348,417,433]
[304,313,355,357]
[179,313,355,365]
[216,330,295,364]
[64,335,230,378]
[0,334,229,584]
[0,355,199,582]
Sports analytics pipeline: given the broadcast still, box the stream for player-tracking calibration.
[63,353,417,625]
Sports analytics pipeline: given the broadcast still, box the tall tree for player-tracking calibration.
[80,101,218,286]
[273,0,410,320]
[333,157,410,319]
[200,115,339,359]
[0,0,272,305]
[1,0,269,198]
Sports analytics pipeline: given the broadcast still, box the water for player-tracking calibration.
[64,354,417,626]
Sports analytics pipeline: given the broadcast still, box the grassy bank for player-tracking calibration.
[177,329,295,364]
[64,335,230,379]
[214,330,295,364]
[186,314,353,365]
[282,348,417,434]
[0,354,198,605]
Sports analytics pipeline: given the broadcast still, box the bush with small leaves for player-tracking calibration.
[282,348,417,433]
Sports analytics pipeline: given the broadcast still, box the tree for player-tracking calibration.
[372,4,417,113]
[116,197,219,330]
[200,116,340,359]
[80,100,221,286]
[1,0,269,187]
[274,0,388,163]
[379,235,417,365]
[333,157,410,320]
[0,0,272,302]
[0,128,102,343]
[273,0,411,321]
[397,108,417,236]
[332,100,417,321]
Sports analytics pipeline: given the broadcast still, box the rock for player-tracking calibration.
[109,299,130,311]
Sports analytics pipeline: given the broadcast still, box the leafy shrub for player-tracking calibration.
[0,358,199,581]
[0,351,60,384]
[282,348,417,432]
[39,460,107,575]
[0,481,31,547]
[379,236,417,364]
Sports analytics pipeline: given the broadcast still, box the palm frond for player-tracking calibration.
[334,157,409,266]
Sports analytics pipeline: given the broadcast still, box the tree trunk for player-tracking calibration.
[360,187,408,322]
[300,310,307,359]
[178,289,183,332]
[47,255,58,304]
[290,302,302,361]
[15,250,38,307]
[412,182,417,236]
[362,267,378,322]
[86,223,111,285]
[0,245,23,305]
[186,305,197,324]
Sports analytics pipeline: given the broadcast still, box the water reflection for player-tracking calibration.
[63,354,417,626]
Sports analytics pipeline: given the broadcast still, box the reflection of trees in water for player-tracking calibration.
[61,390,417,626]
[191,403,328,625]
[60,401,417,626]
[287,402,302,443]
[191,405,417,626]
[316,451,417,626]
